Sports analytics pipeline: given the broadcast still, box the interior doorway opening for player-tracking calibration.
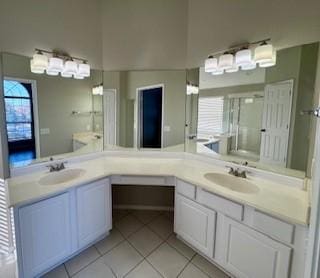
[136,85,164,149]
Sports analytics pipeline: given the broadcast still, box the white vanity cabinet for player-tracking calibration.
[175,194,216,257]
[174,179,307,278]
[220,216,292,278]
[76,178,112,248]
[15,178,112,278]
[16,192,73,278]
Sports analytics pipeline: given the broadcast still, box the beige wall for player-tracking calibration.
[0,56,9,178]
[1,1,319,70]
[101,0,188,70]
[187,0,320,68]
[124,70,186,147]
[2,53,102,158]
[0,0,103,69]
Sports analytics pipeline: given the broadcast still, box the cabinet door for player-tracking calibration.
[222,216,292,278]
[77,179,112,249]
[18,193,72,278]
[175,194,216,257]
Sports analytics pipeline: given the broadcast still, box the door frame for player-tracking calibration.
[260,79,294,166]
[103,89,117,147]
[3,77,40,159]
[134,84,164,149]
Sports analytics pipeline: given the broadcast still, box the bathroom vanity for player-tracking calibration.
[7,152,309,278]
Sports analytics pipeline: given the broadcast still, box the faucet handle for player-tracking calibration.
[225,166,234,174]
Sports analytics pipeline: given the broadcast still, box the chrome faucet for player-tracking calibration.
[226,166,248,178]
[47,162,67,172]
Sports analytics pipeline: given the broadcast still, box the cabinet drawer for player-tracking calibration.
[176,179,196,200]
[197,188,243,221]
[252,210,295,244]
[111,175,174,186]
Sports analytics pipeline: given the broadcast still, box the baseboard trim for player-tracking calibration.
[113,204,174,211]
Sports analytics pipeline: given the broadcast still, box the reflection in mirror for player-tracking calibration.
[103,70,186,152]
[186,42,319,178]
[1,53,103,168]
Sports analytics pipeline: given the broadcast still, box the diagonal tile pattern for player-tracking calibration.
[42,209,230,278]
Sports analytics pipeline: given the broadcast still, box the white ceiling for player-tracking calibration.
[0,0,319,70]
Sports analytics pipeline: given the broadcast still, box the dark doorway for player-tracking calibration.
[139,86,163,148]
[3,80,36,166]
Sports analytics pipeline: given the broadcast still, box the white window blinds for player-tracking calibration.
[197,96,224,135]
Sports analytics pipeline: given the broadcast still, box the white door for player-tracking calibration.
[103,89,117,146]
[175,194,216,257]
[260,80,293,166]
[76,179,112,249]
[221,216,291,278]
[17,193,72,278]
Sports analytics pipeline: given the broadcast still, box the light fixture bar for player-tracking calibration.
[34,48,88,63]
[206,38,271,58]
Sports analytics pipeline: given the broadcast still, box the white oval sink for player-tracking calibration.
[204,173,259,194]
[39,168,86,186]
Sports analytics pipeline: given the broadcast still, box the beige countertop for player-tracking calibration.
[6,154,309,226]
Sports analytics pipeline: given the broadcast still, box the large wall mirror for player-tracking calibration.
[186,42,319,178]
[1,53,103,167]
[103,70,186,151]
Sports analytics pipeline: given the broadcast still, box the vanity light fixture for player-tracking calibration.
[241,61,257,71]
[235,49,252,67]
[254,43,274,64]
[64,60,78,75]
[211,68,224,75]
[204,39,276,75]
[30,51,48,73]
[259,50,277,68]
[204,56,218,73]
[225,63,239,73]
[218,53,234,70]
[30,48,91,79]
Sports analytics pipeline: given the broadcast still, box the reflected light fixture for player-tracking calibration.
[30,48,91,80]
[186,83,199,95]
[92,84,103,95]
[204,39,276,75]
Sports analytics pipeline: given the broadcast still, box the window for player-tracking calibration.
[4,80,33,142]
[197,96,224,135]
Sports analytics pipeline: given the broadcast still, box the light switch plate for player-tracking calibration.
[164,126,171,132]
[40,128,50,135]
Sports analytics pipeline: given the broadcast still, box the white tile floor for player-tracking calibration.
[0,209,230,278]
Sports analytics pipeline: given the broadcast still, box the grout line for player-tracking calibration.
[64,210,174,278]
[145,257,166,278]
[165,236,195,261]
[63,263,71,278]
[123,258,145,278]
[69,254,102,277]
